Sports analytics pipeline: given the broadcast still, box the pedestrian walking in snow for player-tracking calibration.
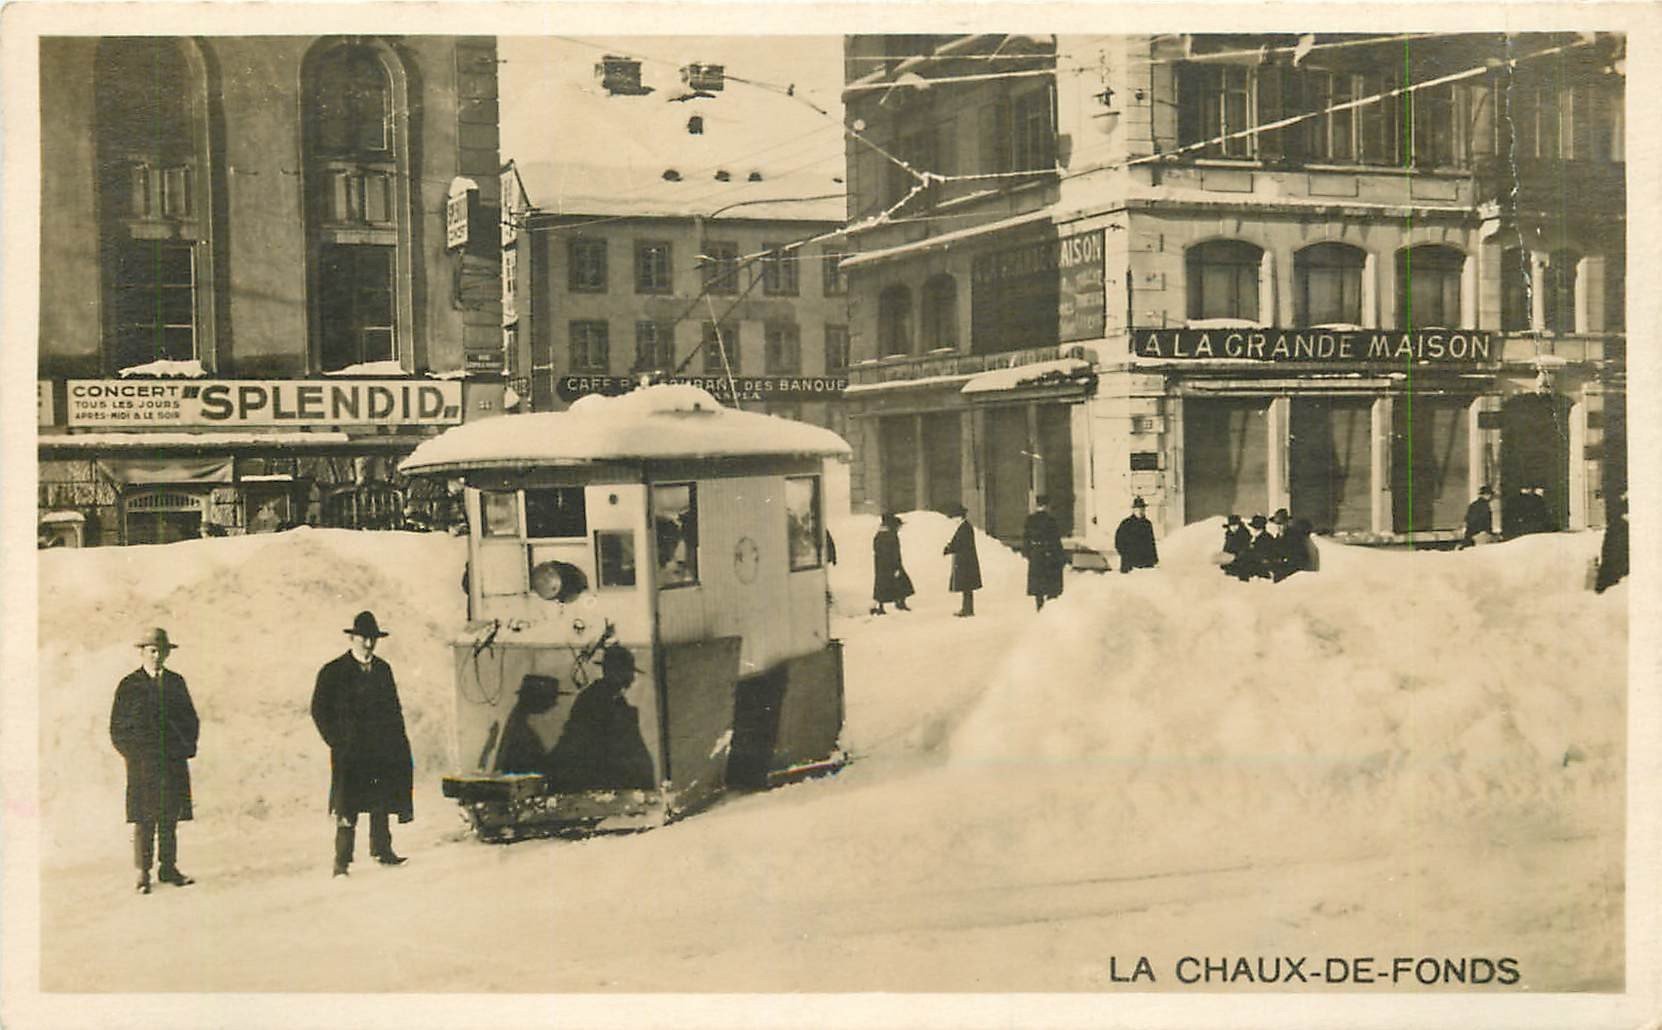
[871,513,913,615]
[111,627,200,894]
[1022,496,1065,610]
[311,610,414,877]
[1595,492,1629,593]
[1460,485,1495,548]
[1114,497,1159,573]
[1220,513,1253,581]
[942,503,982,617]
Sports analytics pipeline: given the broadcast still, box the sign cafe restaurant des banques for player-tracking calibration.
[837,31,1625,554]
[35,35,507,546]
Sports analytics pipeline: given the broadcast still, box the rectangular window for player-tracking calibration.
[569,320,609,372]
[1011,85,1056,171]
[111,240,196,370]
[525,487,587,539]
[765,323,801,374]
[702,321,739,373]
[821,247,848,296]
[702,240,740,294]
[1357,72,1400,165]
[635,240,672,293]
[568,238,608,292]
[652,483,698,588]
[480,490,520,537]
[762,243,800,296]
[318,243,394,372]
[1304,72,1357,163]
[824,324,850,375]
[785,475,823,571]
[1180,64,1254,159]
[1410,83,1458,168]
[978,96,1012,174]
[595,530,637,588]
[634,321,675,372]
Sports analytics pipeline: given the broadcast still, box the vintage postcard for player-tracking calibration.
[2,2,1658,1027]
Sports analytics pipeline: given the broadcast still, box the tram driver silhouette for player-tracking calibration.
[545,647,656,793]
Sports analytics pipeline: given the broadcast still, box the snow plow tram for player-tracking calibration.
[399,385,849,838]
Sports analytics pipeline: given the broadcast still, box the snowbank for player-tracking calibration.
[38,528,467,859]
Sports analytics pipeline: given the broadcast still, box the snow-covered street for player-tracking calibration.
[29,515,1626,1000]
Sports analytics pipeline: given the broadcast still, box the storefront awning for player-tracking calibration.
[96,456,233,486]
[960,358,1094,397]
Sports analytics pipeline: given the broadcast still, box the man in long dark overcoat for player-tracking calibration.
[1220,513,1253,581]
[311,610,414,876]
[871,513,914,615]
[111,627,199,894]
[1022,497,1065,610]
[1114,497,1159,573]
[942,503,982,616]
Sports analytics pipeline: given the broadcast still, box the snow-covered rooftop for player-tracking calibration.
[400,385,850,475]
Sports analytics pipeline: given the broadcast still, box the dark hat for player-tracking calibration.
[600,646,637,677]
[1225,513,1243,525]
[345,610,390,639]
[1131,496,1147,509]
[946,503,968,519]
[1271,508,1290,525]
[135,627,177,650]
[880,512,903,529]
[1478,484,1493,496]
[1249,514,1268,530]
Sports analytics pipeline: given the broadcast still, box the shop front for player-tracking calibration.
[1126,326,1529,543]
[37,376,499,545]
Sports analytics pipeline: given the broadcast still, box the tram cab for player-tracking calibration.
[400,385,850,837]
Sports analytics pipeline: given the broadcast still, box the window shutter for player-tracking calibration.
[1176,64,1204,150]
[1256,65,1287,164]
[979,98,1011,174]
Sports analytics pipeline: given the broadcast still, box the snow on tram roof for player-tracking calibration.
[400,385,851,474]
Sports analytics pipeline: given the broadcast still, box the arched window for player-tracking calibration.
[1295,242,1366,326]
[920,275,959,350]
[96,39,214,373]
[1395,245,1464,328]
[1500,247,1532,332]
[1544,248,1580,334]
[315,49,390,156]
[1185,240,1262,321]
[878,285,913,357]
[304,39,413,373]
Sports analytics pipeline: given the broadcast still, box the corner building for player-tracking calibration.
[37,36,504,545]
[840,33,1625,553]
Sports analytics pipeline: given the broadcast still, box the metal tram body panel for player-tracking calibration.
[402,387,850,837]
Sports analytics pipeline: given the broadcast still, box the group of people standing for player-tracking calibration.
[869,496,1165,617]
[1220,508,1318,583]
[110,609,415,893]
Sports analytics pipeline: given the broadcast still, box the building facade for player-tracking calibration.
[37,35,504,545]
[840,32,1626,554]
[511,207,851,432]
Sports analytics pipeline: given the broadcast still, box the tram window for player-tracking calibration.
[525,487,587,538]
[786,475,823,571]
[653,483,699,588]
[595,530,637,588]
[480,491,520,537]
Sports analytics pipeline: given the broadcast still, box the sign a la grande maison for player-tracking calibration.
[1133,328,1497,364]
[66,379,464,428]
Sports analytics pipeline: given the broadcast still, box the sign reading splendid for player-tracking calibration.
[1132,328,1496,364]
[66,379,464,427]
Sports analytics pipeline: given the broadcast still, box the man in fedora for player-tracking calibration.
[311,611,414,876]
[110,627,200,894]
[1114,497,1159,574]
[942,503,982,617]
